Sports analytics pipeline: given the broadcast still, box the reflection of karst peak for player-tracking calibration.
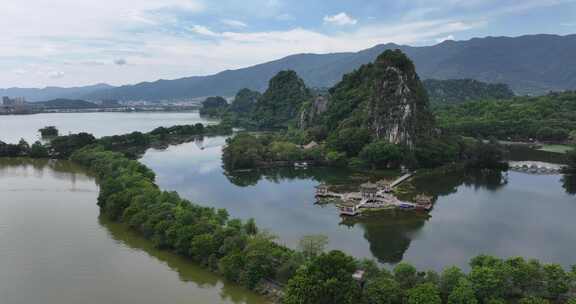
[346,212,428,264]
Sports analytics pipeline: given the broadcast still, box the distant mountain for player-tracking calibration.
[81,34,575,101]
[4,34,575,102]
[423,79,515,105]
[0,84,113,102]
[34,99,99,108]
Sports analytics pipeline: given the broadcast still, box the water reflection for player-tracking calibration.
[562,174,576,195]
[342,213,428,264]
[0,158,267,304]
[141,139,576,271]
[98,216,267,304]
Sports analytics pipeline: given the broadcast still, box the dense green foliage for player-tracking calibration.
[230,88,260,114]
[199,96,228,116]
[284,251,360,304]
[435,91,576,142]
[251,70,312,129]
[424,79,514,106]
[359,141,406,169]
[564,150,576,174]
[222,133,327,170]
[39,126,59,137]
[284,253,576,303]
[4,123,574,302]
[70,146,300,291]
[50,133,97,158]
[222,131,509,171]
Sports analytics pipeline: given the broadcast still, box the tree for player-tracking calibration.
[244,218,258,236]
[505,257,544,296]
[364,276,402,304]
[440,266,466,297]
[359,140,405,169]
[569,130,576,143]
[448,278,478,304]
[407,283,442,304]
[543,264,570,299]
[464,139,507,170]
[29,141,49,158]
[222,134,264,170]
[51,132,96,158]
[326,127,371,157]
[17,138,30,155]
[283,250,359,304]
[469,266,507,301]
[298,235,329,260]
[325,150,347,167]
[518,296,550,304]
[564,149,576,174]
[39,126,59,137]
[394,262,419,290]
[230,88,260,114]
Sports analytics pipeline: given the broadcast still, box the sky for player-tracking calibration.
[1,0,575,88]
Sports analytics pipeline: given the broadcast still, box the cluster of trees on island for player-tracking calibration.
[208,50,521,172]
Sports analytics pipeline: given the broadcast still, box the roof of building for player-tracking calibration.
[361,182,378,189]
[303,141,319,150]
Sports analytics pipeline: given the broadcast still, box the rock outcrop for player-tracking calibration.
[317,49,435,149]
[299,95,329,129]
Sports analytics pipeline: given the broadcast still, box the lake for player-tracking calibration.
[0,112,217,144]
[141,137,576,271]
[0,158,267,304]
[1,111,574,303]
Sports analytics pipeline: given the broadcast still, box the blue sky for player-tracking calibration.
[0,0,575,88]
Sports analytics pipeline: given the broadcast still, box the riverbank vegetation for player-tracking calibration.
[563,150,576,174]
[222,131,509,172]
[435,91,576,142]
[0,123,232,160]
[64,129,576,304]
[2,124,575,303]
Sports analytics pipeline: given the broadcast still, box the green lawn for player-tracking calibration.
[537,144,575,154]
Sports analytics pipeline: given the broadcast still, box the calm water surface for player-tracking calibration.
[141,137,576,271]
[0,112,216,143]
[0,158,267,304]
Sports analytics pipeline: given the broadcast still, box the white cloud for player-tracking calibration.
[0,0,570,88]
[48,70,65,79]
[221,19,248,28]
[435,35,455,43]
[189,25,221,37]
[323,12,358,26]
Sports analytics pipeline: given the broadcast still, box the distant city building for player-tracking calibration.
[2,96,26,106]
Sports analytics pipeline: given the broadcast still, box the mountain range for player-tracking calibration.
[3,34,575,102]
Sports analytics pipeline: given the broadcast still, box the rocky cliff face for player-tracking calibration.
[316,49,434,149]
[299,95,329,129]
